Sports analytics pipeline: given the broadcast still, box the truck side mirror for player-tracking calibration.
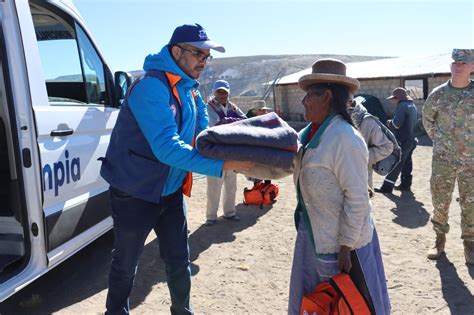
[114,71,132,107]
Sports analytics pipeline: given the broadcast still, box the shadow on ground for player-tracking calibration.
[383,190,430,229]
[0,231,115,314]
[0,203,271,314]
[416,134,433,147]
[435,255,474,314]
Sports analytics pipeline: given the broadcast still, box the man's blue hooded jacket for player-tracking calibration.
[100,45,224,202]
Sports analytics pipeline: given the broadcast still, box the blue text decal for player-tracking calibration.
[43,150,81,196]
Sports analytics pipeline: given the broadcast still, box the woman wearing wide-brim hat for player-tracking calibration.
[288,59,390,314]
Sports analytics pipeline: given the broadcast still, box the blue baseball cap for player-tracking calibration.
[169,23,225,53]
[213,80,230,93]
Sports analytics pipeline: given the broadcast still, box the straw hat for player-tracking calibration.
[298,58,360,92]
[251,100,271,110]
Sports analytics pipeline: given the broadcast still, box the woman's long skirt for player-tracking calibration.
[288,220,391,315]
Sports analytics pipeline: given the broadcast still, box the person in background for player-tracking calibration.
[206,79,246,125]
[246,99,271,118]
[375,87,417,194]
[245,99,273,185]
[205,80,247,226]
[422,49,474,265]
[100,23,253,315]
[348,96,394,197]
[288,58,390,314]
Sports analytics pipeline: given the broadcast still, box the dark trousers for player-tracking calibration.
[105,187,192,315]
[382,141,417,190]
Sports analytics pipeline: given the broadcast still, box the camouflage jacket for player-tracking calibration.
[422,80,474,162]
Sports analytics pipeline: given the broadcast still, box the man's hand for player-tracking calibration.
[223,160,255,171]
[337,245,352,273]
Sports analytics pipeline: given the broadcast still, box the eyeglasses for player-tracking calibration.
[177,45,213,63]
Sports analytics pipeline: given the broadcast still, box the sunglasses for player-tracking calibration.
[177,45,213,63]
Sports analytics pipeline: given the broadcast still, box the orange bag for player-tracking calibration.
[243,182,279,208]
[300,273,372,315]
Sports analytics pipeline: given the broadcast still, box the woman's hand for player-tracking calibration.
[223,160,255,171]
[337,245,352,273]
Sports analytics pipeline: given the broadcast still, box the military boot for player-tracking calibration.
[427,233,446,260]
[464,241,474,265]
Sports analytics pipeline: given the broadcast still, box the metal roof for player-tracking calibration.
[277,53,452,85]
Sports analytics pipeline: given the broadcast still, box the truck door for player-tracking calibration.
[23,1,117,265]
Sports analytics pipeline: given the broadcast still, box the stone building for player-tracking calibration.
[272,53,452,123]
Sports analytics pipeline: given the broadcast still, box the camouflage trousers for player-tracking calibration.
[430,156,474,241]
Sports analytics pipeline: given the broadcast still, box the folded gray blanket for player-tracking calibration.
[236,162,295,180]
[196,112,299,169]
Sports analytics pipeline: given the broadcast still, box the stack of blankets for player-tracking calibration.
[196,112,299,179]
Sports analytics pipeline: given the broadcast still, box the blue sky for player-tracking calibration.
[75,0,473,72]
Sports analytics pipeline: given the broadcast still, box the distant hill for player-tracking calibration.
[199,54,389,100]
[126,54,390,100]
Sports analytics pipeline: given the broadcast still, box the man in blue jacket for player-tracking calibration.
[375,87,418,194]
[100,23,252,315]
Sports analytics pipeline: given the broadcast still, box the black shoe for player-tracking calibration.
[394,185,411,192]
[204,219,217,226]
[374,187,393,194]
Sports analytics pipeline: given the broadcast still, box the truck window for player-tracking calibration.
[32,7,107,105]
[76,25,107,105]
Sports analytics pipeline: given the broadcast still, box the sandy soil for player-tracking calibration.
[0,137,473,314]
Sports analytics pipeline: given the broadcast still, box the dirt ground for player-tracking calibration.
[0,136,473,314]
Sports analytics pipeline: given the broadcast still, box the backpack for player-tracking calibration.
[300,273,372,315]
[243,182,279,208]
[367,115,402,176]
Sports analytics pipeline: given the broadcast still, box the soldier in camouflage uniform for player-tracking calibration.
[422,49,474,265]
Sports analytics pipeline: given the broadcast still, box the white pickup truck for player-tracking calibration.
[0,0,131,301]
